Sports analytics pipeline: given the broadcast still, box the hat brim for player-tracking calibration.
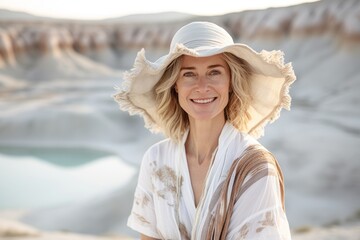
[114,43,296,138]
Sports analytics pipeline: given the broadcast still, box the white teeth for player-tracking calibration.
[192,98,215,104]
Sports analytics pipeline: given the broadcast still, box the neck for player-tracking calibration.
[186,118,226,165]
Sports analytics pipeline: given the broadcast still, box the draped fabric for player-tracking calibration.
[205,145,285,239]
[127,122,291,239]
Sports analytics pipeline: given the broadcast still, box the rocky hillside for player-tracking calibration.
[0,0,359,71]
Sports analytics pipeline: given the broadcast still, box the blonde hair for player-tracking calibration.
[155,52,252,141]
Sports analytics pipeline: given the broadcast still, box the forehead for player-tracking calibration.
[180,54,227,68]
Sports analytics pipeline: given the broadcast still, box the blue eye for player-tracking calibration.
[183,72,196,77]
[209,70,221,75]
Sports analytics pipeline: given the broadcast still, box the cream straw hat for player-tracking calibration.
[114,21,296,138]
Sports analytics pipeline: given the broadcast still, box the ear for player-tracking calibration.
[174,84,178,93]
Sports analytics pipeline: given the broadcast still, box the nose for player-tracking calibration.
[195,75,210,92]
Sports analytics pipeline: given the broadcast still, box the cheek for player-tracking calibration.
[221,81,231,104]
[178,92,189,110]
[220,81,231,96]
[175,83,189,98]
[175,86,187,106]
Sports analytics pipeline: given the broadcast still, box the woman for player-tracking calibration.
[114,21,295,239]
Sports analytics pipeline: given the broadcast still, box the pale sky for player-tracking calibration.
[0,0,320,20]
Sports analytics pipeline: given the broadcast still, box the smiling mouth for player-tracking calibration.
[191,97,217,104]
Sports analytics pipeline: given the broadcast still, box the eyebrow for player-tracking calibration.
[180,64,225,71]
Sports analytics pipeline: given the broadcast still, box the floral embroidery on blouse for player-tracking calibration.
[238,223,249,239]
[152,165,183,206]
[133,212,150,225]
[134,192,150,207]
[256,211,275,233]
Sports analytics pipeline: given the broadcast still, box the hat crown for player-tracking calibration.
[170,21,234,52]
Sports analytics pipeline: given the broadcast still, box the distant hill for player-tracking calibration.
[0,8,195,23]
[0,9,47,21]
[102,11,195,23]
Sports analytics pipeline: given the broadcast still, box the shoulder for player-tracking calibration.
[236,132,274,159]
[228,130,280,178]
[144,137,175,157]
[236,144,283,195]
[141,138,177,169]
[238,130,263,149]
[229,127,268,156]
[238,143,278,173]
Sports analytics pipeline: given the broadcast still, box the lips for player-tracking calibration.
[191,97,217,104]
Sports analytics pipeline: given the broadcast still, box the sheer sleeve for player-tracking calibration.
[227,172,291,240]
[127,148,161,239]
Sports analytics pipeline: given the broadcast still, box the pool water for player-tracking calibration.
[0,146,136,209]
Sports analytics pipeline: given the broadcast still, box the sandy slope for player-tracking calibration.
[0,220,131,240]
[0,213,132,239]
[292,224,360,240]
[1,216,360,240]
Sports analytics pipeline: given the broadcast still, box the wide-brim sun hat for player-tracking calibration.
[114,21,296,139]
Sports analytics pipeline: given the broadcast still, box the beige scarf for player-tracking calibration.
[205,144,285,240]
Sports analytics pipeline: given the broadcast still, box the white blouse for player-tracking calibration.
[127,122,291,239]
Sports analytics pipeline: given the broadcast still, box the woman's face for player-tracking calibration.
[175,54,231,122]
